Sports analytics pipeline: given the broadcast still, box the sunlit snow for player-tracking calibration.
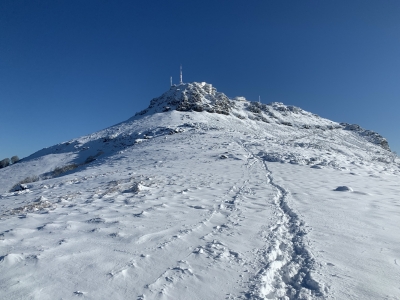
[1,82,399,299]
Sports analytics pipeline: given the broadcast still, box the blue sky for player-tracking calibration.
[1,0,400,159]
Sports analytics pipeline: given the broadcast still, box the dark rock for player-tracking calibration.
[135,82,233,117]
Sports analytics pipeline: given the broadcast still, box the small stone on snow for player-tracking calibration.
[334,186,353,192]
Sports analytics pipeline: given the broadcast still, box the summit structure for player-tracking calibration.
[180,64,183,84]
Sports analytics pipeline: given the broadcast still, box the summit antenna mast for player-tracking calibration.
[180,65,183,84]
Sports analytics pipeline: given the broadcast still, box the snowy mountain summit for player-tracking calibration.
[136,82,232,115]
[137,81,390,150]
[1,82,399,300]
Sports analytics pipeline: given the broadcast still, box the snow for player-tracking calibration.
[1,82,399,299]
[269,163,400,299]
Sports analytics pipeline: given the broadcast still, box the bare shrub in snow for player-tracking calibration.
[11,156,20,164]
[85,156,97,164]
[232,112,246,119]
[19,175,40,184]
[53,164,79,177]
[85,151,104,164]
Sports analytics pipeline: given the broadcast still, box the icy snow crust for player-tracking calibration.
[0,82,399,299]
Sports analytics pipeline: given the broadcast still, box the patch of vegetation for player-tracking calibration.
[9,151,103,192]
[52,164,79,177]
[19,175,40,184]
[11,156,20,164]
[0,156,20,169]
[3,198,55,216]
[0,158,10,169]
[84,151,104,164]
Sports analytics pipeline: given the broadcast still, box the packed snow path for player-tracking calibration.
[1,106,399,299]
[240,140,323,299]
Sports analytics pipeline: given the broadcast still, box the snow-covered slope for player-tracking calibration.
[1,82,399,299]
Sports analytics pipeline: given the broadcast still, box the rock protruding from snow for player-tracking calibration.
[334,186,353,192]
[340,123,390,151]
[10,183,29,192]
[135,82,233,116]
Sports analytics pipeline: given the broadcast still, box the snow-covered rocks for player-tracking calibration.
[10,183,29,192]
[341,122,390,150]
[135,82,232,116]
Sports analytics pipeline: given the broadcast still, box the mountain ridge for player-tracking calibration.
[135,82,390,150]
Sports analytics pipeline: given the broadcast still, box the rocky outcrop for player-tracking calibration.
[340,123,390,151]
[135,82,233,116]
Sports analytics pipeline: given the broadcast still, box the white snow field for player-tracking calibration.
[1,82,399,299]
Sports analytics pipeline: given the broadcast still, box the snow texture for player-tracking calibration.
[0,82,399,299]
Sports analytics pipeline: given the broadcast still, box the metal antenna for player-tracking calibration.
[180,64,183,84]
[170,76,172,87]
[259,95,261,103]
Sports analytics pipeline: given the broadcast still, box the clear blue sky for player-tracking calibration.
[1,0,400,159]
